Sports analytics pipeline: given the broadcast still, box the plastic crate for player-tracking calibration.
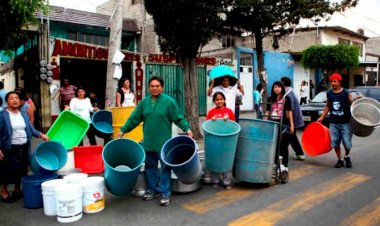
[73,145,104,174]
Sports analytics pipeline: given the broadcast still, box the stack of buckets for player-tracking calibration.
[22,141,67,209]
[41,173,105,223]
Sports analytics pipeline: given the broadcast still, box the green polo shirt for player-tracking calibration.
[120,93,191,152]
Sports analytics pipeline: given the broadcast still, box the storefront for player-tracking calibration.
[50,38,142,120]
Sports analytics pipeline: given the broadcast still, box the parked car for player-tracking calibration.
[354,86,380,102]
[301,89,362,127]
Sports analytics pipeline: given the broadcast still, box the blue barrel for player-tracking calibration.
[92,110,113,138]
[234,119,279,184]
[30,141,67,174]
[161,136,202,184]
[102,138,145,196]
[21,173,59,208]
[202,119,241,173]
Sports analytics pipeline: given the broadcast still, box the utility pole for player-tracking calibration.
[105,0,123,108]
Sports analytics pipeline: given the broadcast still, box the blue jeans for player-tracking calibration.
[145,151,171,196]
[329,123,352,149]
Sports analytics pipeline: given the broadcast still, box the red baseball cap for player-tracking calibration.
[329,73,342,81]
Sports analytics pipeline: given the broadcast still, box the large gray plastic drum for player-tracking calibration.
[349,102,380,137]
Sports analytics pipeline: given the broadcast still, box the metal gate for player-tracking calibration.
[145,64,207,116]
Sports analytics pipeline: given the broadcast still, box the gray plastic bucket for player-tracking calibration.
[161,136,202,184]
[234,119,279,184]
[349,102,380,137]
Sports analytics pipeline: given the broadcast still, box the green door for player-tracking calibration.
[145,64,206,116]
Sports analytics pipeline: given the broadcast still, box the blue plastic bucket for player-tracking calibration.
[161,136,202,184]
[102,138,145,196]
[21,173,59,208]
[92,110,113,138]
[202,119,241,173]
[234,119,279,184]
[30,141,67,174]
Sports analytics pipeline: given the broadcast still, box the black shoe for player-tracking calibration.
[142,190,160,201]
[344,157,352,168]
[12,191,23,201]
[160,195,170,206]
[335,160,345,168]
[1,195,15,203]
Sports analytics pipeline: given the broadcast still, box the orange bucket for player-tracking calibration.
[302,122,332,156]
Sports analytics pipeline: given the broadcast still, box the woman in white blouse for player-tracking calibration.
[68,86,99,146]
[116,78,136,107]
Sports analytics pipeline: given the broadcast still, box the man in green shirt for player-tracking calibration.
[118,76,193,206]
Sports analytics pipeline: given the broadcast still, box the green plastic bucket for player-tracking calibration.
[202,119,240,173]
[30,141,67,174]
[92,110,113,138]
[234,119,279,184]
[102,138,145,196]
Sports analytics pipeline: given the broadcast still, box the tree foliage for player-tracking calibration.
[145,0,228,139]
[224,0,358,100]
[0,0,47,51]
[301,44,359,71]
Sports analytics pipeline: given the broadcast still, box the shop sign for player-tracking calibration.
[146,54,216,66]
[52,39,141,61]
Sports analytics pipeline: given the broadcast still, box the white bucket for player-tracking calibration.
[41,179,67,216]
[63,173,88,184]
[55,183,83,223]
[81,176,105,213]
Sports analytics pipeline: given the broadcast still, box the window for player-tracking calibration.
[222,35,235,48]
[338,38,350,45]
[352,41,363,56]
[67,32,77,41]
[240,53,252,66]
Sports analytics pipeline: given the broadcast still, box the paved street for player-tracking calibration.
[1,113,380,226]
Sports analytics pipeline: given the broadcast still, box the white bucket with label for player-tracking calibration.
[41,179,67,216]
[55,183,83,223]
[81,176,105,213]
[63,173,88,184]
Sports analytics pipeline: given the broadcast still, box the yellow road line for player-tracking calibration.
[182,164,320,214]
[339,196,380,226]
[228,172,370,226]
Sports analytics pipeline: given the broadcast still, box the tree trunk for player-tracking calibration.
[183,58,202,139]
[255,31,268,109]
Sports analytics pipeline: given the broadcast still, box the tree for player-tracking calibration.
[144,0,227,139]
[301,44,359,77]
[224,0,358,101]
[0,0,47,52]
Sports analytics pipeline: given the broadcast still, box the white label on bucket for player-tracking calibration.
[57,198,82,217]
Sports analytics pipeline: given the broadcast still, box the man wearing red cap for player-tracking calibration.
[317,73,355,168]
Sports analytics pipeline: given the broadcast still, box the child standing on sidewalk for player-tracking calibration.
[205,92,235,189]
[317,73,355,168]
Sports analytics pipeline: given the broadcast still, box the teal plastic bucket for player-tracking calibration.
[102,138,145,196]
[202,119,241,173]
[92,110,113,138]
[234,119,279,184]
[161,136,202,184]
[30,141,67,174]
[21,173,59,208]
